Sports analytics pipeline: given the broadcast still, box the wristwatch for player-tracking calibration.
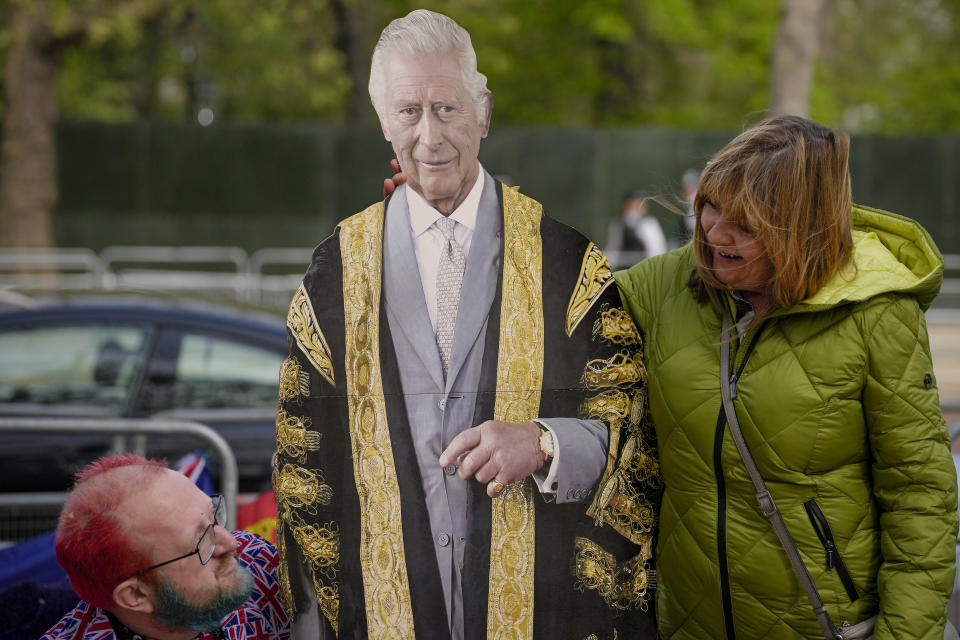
[537,424,555,463]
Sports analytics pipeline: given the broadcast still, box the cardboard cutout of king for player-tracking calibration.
[273,9,660,640]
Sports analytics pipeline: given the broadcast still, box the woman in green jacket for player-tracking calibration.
[616,115,958,640]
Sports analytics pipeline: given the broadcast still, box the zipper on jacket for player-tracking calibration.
[803,499,860,603]
[714,407,737,640]
[729,321,764,399]
[715,319,767,640]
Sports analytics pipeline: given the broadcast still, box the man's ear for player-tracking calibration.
[381,120,392,143]
[479,91,494,138]
[112,577,155,614]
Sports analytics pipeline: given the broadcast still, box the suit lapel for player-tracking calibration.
[383,186,446,390]
[445,172,502,389]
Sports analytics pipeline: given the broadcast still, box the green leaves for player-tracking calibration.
[3,0,957,131]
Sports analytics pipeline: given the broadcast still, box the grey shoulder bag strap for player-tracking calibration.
[719,316,844,640]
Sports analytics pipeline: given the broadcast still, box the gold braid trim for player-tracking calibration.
[279,357,311,400]
[594,306,641,346]
[275,459,342,634]
[587,390,660,546]
[287,284,336,387]
[274,463,333,511]
[340,203,416,639]
[583,351,646,388]
[583,304,660,575]
[574,537,656,611]
[487,184,543,639]
[293,516,341,629]
[566,243,615,337]
[582,390,632,486]
[275,409,321,463]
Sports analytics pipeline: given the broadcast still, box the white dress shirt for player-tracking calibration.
[403,166,562,495]
[406,167,484,331]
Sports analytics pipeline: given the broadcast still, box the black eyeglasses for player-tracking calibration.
[131,494,226,578]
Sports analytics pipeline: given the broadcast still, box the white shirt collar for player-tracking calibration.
[407,165,485,237]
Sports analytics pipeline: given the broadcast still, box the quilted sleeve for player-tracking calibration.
[863,294,958,640]
[613,261,655,334]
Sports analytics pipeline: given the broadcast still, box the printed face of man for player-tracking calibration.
[379,52,490,215]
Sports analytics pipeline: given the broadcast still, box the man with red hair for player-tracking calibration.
[42,453,289,640]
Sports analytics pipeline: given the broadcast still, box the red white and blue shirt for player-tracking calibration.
[42,531,289,640]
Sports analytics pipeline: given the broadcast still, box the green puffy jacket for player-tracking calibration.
[615,205,958,640]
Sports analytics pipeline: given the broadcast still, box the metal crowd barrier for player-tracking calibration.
[0,418,238,530]
[0,247,959,310]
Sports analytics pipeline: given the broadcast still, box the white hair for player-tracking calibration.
[368,10,491,124]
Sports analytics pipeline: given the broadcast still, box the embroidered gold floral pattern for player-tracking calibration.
[574,537,656,611]
[582,301,660,588]
[588,388,659,546]
[588,397,660,545]
[275,463,332,511]
[566,243,615,337]
[581,389,633,424]
[275,410,321,462]
[582,390,633,484]
[293,522,340,573]
[276,473,342,634]
[317,584,340,634]
[595,306,641,346]
[276,268,340,633]
[279,357,310,400]
[487,185,544,640]
[583,351,646,388]
[340,203,416,639]
[287,284,335,387]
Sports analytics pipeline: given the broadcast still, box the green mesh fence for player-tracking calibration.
[53,121,960,255]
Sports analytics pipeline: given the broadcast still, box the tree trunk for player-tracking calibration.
[331,0,375,123]
[769,0,828,117]
[0,1,60,249]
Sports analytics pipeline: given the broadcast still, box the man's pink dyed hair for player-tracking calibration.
[55,453,167,609]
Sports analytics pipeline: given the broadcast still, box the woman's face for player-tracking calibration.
[700,201,774,297]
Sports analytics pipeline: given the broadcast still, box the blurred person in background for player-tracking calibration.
[42,453,289,640]
[670,168,699,248]
[274,8,658,640]
[616,115,958,639]
[605,188,667,269]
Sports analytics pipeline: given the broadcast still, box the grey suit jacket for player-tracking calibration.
[293,171,608,640]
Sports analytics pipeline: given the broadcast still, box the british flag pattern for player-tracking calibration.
[42,531,289,640]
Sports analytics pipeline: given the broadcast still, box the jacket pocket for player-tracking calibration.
[804,499,860,602]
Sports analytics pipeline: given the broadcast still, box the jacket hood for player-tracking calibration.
[797,204,943,312]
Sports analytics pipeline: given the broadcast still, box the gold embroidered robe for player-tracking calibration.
[274,184,660,639]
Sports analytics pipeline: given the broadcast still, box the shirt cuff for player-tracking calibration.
[531,419,560,496]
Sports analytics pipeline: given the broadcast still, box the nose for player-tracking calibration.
[705,214,733,246]
[415,111,443,147]
[211,522,237,558]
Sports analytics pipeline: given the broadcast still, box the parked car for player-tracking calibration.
[0,296,288,498]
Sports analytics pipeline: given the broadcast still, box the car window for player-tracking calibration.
[169,334,282,410]
[0,325,150,415]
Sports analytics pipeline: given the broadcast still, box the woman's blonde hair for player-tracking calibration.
[691,115,854,313]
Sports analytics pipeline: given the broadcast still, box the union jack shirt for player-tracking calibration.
[42,531,289,640]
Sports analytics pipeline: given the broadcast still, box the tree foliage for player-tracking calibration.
[2,0,959,131]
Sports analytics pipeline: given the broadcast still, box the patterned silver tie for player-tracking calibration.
[435,216,465,376]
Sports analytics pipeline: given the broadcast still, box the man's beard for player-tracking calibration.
[153,563,254,631]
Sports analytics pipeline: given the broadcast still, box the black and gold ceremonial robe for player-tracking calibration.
[274,184,660,639]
